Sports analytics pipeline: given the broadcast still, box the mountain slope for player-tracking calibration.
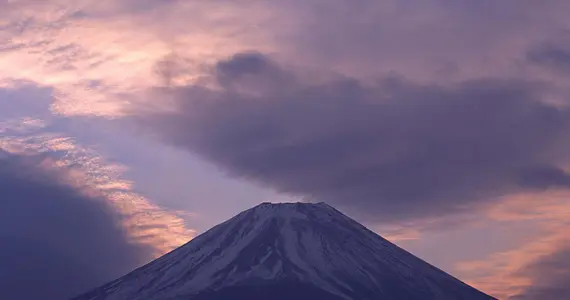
[70,202,495,300]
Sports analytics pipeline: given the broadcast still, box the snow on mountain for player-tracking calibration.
[70,202,496,300]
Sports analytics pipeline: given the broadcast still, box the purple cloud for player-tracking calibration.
[527,34,570,75]
[0,152,154,300]
[510,247,570,299]
[131,52,570,223]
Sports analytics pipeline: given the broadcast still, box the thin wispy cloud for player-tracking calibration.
[0,76,196,257]
[0,120,195,255]
[456,192,570,299]
[0,149,153,300]
[0,116,196,298]
[0,0,273,117]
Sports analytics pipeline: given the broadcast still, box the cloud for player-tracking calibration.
[254,0,570,82]
[454,192,570,299]
[517,166,570,189]
[0,109,196,299]
[0,152,154,300]
[3,0,570,119]
[0,0,276,118]
[131,52,570,223]
[0,117,196,254]
[0,83,53,119]
[510,247,570,299]
[527,34,570,75]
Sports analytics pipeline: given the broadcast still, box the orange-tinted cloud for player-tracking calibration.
[0,150,152,299]
[0,117,195,255]
[0,0,275,117]
[3,0,570,119]
[455,191,570,299]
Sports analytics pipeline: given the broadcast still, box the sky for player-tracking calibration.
[1,0,570,299]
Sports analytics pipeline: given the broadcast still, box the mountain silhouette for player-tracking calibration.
[70,202,495,300]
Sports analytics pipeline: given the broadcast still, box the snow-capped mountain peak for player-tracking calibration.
[70,202,495,300]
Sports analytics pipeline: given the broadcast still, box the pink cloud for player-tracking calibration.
[456,192,570,299]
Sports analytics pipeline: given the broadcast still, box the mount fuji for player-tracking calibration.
[70,202,495,300]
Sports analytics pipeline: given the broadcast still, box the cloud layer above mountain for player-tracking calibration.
[133,52,570,224]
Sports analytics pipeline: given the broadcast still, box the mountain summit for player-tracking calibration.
[70,202,495,300]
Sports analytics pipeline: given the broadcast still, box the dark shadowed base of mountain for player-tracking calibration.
[189,280,346,300]
[189,278,488,300]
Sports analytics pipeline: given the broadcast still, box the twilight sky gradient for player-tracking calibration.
[2,1,570,299]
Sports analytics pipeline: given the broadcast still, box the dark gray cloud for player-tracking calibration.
[527,36,570,75]
[510,248,570,300]
[133,52,570,222]
[0,152,154,300]
[267,0,570,81]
